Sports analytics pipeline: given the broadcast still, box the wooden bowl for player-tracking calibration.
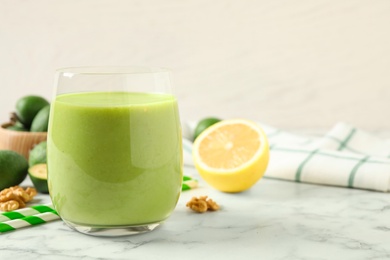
[0,123,47,159]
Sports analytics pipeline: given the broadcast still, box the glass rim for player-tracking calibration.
[55,66,171,75]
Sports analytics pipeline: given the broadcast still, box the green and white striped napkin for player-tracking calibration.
[182,121,390,192]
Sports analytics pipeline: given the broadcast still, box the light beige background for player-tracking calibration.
[1,0,389,133]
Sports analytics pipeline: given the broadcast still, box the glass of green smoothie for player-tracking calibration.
[47,67,183,236]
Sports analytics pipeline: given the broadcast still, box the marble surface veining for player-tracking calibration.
[1,166,390,260]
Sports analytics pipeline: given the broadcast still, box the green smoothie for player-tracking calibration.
[47,92,182,226]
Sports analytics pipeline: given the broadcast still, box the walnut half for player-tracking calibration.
[186,196,220,213]
[0,186,37,212]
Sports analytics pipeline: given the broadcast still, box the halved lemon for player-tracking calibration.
[192,119,269,192]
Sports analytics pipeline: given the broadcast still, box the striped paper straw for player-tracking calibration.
[182,175,198,191]
[0,211,60,233]
[0,203,56,222]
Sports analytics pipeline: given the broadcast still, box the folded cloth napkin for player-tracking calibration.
[182,121,390,192]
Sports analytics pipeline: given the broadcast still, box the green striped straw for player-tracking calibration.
[182,175,198,191]
[0,203,56,223]
[0,206,60,234]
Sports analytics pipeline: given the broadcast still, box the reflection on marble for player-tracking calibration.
[2,166,390,259]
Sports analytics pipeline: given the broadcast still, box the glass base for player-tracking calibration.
[63,219,161,237]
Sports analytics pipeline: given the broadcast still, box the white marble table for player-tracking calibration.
[2,165,390,260]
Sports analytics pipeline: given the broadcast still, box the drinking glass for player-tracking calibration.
[47,67,182,236]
